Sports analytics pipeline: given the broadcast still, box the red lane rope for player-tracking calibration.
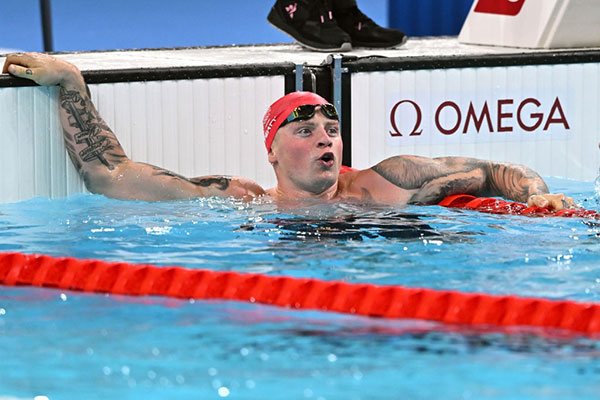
[1,252,599,335]
[438,194,600,219]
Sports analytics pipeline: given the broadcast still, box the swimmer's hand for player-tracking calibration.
[2,52,83,88]
[527,193,575,211]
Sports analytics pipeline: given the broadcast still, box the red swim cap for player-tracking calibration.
[262,91,329,152]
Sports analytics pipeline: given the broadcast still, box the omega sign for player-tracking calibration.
[388,96,571,143]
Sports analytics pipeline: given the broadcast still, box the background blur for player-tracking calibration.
[0,0,473,53]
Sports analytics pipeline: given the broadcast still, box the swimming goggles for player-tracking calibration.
[279,103,339,128]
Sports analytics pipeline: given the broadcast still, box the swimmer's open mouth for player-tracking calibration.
[319,152,334,163]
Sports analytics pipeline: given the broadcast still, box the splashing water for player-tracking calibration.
[595,143,600,205]
[595,172,600,205]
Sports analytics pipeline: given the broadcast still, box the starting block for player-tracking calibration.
[459,0,600,48]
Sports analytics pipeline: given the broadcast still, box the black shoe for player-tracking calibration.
[268,0,352,52]
[334,5,407,48]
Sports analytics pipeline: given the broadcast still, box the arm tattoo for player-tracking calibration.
[485,162,548,202]
[372,156,487,204]
[59,87,124,171]
[146,165,231,191]
[411,176,484,204]
[189,177,231,191]
[63,138,82,173]
[372,156,548,204]
[371,156,447,190]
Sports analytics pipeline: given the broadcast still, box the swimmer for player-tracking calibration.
[3,52,575,210]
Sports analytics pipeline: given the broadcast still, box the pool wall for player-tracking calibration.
[1,40,599,203]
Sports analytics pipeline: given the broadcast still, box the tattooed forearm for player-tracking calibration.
[485,162,548,202]
[190,177,231,191]
[59,87,125,171]
[147,165,231,191]
[409,176,485,204]
[63,138,82,173]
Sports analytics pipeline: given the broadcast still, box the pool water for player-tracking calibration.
[1,177,599,400]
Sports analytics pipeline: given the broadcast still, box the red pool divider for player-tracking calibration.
[1,252,599,335]
[438,194,600,219]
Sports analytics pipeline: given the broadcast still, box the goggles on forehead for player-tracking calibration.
[279,103,339,128]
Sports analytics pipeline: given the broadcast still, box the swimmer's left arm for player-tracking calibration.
[370,155,575,210]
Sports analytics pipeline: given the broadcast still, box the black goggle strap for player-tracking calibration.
[280,104,339,127]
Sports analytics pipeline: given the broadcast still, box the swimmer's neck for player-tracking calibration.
[266,180,341,202]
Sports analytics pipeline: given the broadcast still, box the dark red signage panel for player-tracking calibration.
[474,0,526,16]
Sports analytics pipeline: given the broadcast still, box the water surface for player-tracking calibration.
[1,177,599,400]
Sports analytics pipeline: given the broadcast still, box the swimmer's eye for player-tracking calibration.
[293,124,339,137]
[296,127,312,136]
[327,126,340,136]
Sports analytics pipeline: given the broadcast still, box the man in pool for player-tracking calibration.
[3,52,575,210]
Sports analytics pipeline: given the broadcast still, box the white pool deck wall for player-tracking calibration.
[1,39,600,203]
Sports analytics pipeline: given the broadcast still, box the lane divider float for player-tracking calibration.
[438,194,600,219]
[1,252,599,335]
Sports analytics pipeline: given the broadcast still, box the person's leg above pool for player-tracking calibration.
[267,0,352,51]
[332,0,407,48]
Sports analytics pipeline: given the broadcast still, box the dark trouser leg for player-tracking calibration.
[333,0,407,48]
[332,0,358,10]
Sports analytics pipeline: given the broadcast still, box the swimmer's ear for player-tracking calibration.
[268,148,278,165]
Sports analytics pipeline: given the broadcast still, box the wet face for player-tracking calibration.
[269,109,342,195]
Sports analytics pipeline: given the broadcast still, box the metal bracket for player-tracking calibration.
[325,54,349,132]
[295,63,317,92]
[294,64,304,92]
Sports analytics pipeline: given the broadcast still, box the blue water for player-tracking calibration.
[1,177,600,400]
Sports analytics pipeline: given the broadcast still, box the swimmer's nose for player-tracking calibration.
[318,138,333,148]
[317,127,333,148]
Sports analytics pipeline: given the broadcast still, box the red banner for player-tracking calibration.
[474,0,526,16]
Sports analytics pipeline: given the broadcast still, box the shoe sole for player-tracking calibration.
[353,34,408,49]
[267,8,352,52]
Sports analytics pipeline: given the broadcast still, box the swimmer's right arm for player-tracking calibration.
[3,53,265,201]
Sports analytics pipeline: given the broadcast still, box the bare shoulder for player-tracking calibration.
[338,168,413,204]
